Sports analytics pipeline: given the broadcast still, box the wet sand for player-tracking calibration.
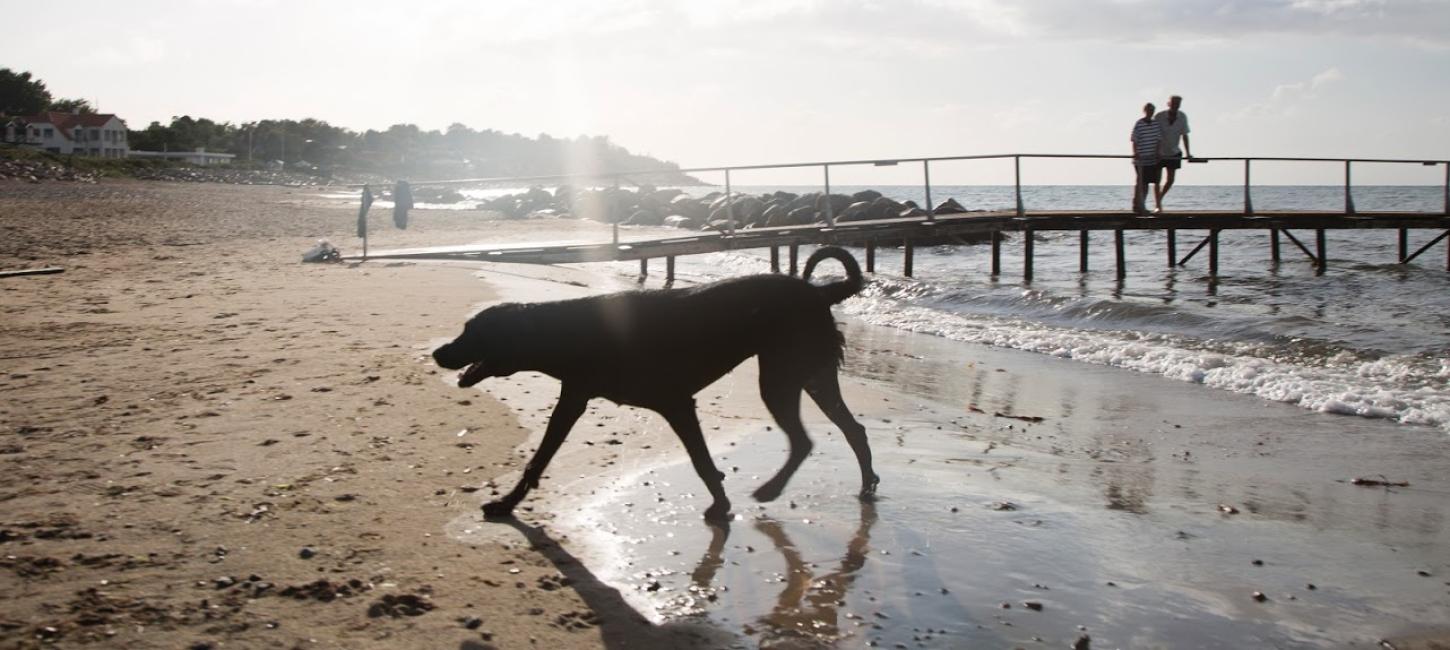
[4,180,1448,649]
[445,259,1450,648]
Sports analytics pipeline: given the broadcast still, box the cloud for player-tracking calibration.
[932,0,1450,47]
[1222,67,1345,122]
[81,35,167,67]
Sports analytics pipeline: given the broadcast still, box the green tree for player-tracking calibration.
[49,98,94,114]
[0,68,53,116]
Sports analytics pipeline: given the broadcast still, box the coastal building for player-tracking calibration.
[127,148,236,166]
[7,112,130,158]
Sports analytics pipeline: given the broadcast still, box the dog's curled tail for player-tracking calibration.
[802,246,865,305]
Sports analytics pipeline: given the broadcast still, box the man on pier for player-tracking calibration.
[1154,95,1192,212]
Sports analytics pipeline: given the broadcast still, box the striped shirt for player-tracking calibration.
[1131,118,1162,166]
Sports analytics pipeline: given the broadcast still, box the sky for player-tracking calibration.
[3,0,1449,185]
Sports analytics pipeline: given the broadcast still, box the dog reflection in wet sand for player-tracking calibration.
[433,247,878,522]
[687,502,877,644]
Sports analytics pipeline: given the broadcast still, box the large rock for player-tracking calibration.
[663,215,699,229]
[786,193,819,213]
[934,198,968,214]
[851,189,883,203]
[838,201,874,223]
[624,209,663,226]
[787,206,820,225]
[704,218,740,232]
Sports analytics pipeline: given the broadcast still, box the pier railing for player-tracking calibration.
[358,152,1449,222]
[350,152,1450,279]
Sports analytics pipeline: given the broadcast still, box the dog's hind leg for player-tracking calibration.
[483,388,588,519]
[752,363,813,503]
[658,399,732,522]
[806,370,879,499]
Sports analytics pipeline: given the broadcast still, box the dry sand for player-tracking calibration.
[0,181,713,649]
[3,180,1449,650]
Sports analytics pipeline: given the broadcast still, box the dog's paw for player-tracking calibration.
[751,483,784,503]
[481,500,516,519]
[702,502,732,523]
[858,475,880,501]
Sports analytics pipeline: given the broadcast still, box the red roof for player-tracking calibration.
[18,112,126,140]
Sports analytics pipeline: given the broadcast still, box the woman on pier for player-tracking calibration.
[1131,102,1163,215]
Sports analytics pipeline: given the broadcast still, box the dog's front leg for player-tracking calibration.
[483,387,588,519]
[658,399,732,522]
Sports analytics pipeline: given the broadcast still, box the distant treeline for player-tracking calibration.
[127,116,698,182]
[2,67,696,183]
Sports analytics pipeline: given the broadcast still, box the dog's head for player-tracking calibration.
[432,303,524,388]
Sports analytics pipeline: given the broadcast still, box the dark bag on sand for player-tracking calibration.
[393,181,413,230]
[302,240,342,263]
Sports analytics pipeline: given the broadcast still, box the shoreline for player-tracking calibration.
[3,179,1448,649]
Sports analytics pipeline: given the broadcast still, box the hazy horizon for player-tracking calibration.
[2,0,1447,185]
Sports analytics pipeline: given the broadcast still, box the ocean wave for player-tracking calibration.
[840,294,1450,431]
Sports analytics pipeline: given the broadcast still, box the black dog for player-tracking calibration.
[433,246,876,522]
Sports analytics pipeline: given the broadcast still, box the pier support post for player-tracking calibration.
[666,256,676,283]
[1243,160,1254,215]
[1114,229,1126,279]
[789,244,799,276]
[770,247,780,273]
[1079,230,1089,273]
[1315,229,1326,275]
[991,231,1002,276]
[866,240,876,273]
[640,257,648,278]
[1023,228,1034,283]
[1167,229,1176,267]
[904,240,915,277]
[1398,229,1408,263]
[1344,161,1356,215]
[1271,229,1281,263]
[1014,156,1024,217]
[1209,230,1220,277]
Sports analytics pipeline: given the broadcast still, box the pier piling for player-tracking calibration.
[991,231,1002,277]
[1115,230,1126,279]
[1024,228,1034,282]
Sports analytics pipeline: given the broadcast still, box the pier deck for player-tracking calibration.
[350,209,1450,279]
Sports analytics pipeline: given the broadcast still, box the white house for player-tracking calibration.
[8,111,129,158]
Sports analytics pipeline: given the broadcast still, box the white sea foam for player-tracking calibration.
[840,294,1450,432]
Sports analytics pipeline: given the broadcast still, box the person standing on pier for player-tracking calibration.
[1131,102,1163,215]
[1153,95,1192,212]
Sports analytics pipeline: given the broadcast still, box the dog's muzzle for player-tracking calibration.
[434,344,489,388]
[432,344,468,370]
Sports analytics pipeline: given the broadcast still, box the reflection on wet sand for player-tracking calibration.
[681,502,878,646]
[754,501,876,645]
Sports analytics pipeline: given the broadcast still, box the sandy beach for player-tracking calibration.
[3,180,1449,649]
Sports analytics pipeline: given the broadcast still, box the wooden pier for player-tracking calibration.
[345,152,1450,282]
[351,208,1450,282]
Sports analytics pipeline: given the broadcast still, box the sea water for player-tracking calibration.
[629,185,1450,434]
